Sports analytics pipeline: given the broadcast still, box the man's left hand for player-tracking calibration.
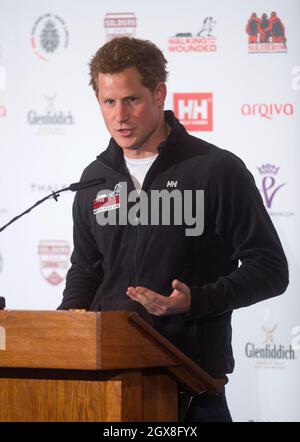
[126,279,191,316]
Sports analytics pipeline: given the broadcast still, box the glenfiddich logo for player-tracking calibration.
[245,324,295,369]
[38,240,70,286]
[27,94,74,135]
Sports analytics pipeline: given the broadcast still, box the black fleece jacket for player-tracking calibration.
[58,110,289,377]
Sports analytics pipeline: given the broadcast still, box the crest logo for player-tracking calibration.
[104,13,137,42]
[38,240,70,286]
[257,164,286,209]
[174,93,213,131]
[256,164,294,217]
[246,11,287,53]
[31,14,69,61]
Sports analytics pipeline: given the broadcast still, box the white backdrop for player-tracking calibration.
[0,0,299,422]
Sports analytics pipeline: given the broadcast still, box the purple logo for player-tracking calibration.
[257,164,286,208]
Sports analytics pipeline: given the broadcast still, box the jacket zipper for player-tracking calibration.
[97,158,140,286]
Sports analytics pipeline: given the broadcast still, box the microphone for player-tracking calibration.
[118,299,153,326]
[0,178,106,233]
[68,178,105,192]
[0,297,5,310]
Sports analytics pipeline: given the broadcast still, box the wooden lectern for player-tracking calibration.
[0,310,225,422]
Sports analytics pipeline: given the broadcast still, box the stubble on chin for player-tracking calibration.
[124,145,140,151]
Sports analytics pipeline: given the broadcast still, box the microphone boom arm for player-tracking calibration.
[0,178,105,233]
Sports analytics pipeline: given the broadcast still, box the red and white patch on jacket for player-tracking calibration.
[93,194,120,214]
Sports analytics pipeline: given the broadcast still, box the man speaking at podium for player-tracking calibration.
[58,37,289,421]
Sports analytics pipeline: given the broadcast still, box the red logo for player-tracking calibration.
[38,240,70,286]
[104,13,137,42]
[174,93,213,131]
[246,11,287,53]
[241,103,294,119]
[93,194,120,214]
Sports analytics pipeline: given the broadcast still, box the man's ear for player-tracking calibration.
[155,82,167,108]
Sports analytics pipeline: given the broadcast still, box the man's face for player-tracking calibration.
[97,67,166,155]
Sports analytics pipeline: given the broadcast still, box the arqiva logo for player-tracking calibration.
[241,103,294,119]
[174,93,213,131]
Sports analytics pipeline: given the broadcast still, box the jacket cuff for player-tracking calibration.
[186,286,204,320]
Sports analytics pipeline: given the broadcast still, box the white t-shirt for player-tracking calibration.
[124,154,158,191]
